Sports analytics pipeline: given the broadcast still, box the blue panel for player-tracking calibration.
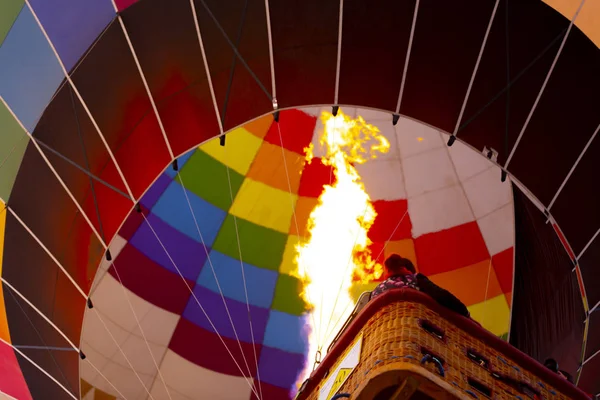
[28,0,114,71]
[130,213,209,282]
[140,173,171,209]
[263,310,309,355]
[165,150,194,179]
[258,346,306,390]
[0,6,63,131]
[152,180,226,246]
[197,251,278,308]
[182,285,270,344]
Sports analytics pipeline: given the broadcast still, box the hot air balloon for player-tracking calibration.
[0,0,598,399]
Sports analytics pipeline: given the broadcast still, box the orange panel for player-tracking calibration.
[246,141,305,194]
[384,239,417,271]
[428,259,503,307]
[244,114,274,139]
[289,196,319,238]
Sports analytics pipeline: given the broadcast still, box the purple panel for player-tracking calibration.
[258,346,306,390]
[130,213,208,282]
[140,173,171,210]
[182,285,269,344]
[28,0,114,71]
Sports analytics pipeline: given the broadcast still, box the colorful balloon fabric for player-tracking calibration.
[1,0,599,399]
[73,107,513,400]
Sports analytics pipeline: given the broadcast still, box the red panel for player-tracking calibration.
[114,112,171,200]
[0,342,31,400]
[108,244,193,315]
[368,200,412,242]
[169,317,262,377]
[82,160,133,243]
[115,0,137,11]
[118,205,149,240]
[492,247,514,294]
[414,221,490,276]
[297,158,335,198]
[157,75,221,156]
[264,110,317,155]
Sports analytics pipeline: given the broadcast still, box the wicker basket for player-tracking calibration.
[298,293,588,400]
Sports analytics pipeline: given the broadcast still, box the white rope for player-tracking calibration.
[548,122,600,210]
[264,0,277,103]
[504,0,586,168]
[480,258,494,329]
[140,214,259,397]
[333,0,344,105]
[0,338,77,400]
[109,260,173,400]
[25,1,136,202]
[85,358,129,400]
[578,227,600,261]
[1,278,79,351]
[591,300,600,314]
[110,1,175,160]
[92,309,155,399]
[453,0,500,136]
[189,0,225,135]
[5,207,88,299]
[175,173,260,398]
[395,0,421,114]
[0,96,107,248]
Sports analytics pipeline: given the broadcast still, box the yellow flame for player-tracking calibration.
[293,110,390,382]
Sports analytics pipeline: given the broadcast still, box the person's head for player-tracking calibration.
[384,254,416,278]
[544,358,559,373]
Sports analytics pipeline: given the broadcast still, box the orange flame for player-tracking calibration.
[293,110,390,383]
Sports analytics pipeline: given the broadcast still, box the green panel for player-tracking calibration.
[212,214,287,271]
[0,102,29,201]
[178,150,245,211]
[271,274,309,316]
[498,332,509,341]
[0,0,24,45]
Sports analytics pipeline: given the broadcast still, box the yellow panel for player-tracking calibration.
[349,282,378,303]
[0,205,10,343]
[468,294,510,337]
[246,141,305,194]
[280,235,301,276]
[199,127,263,175]
[230,178,298,234]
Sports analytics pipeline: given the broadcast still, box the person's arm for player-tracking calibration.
[416,274,470,318]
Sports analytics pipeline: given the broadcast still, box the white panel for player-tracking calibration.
[462,166,512,219]
[149,382,195,400]
[356,159,406,200]
[80,345,110,384]
[477,203,515,255]
[111,333,168,376]
[395,117,444,159]
[159,350,253,400]
[447,140,495,182]
[91,361,154,400]
[93,273,153,332]
[402,147,459,199]
[131,305,180,346]
[99,234,127,271]
[81,309,130,359]
[355,108,392,122]
[409,184,475,237]
[81,389,95,400]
